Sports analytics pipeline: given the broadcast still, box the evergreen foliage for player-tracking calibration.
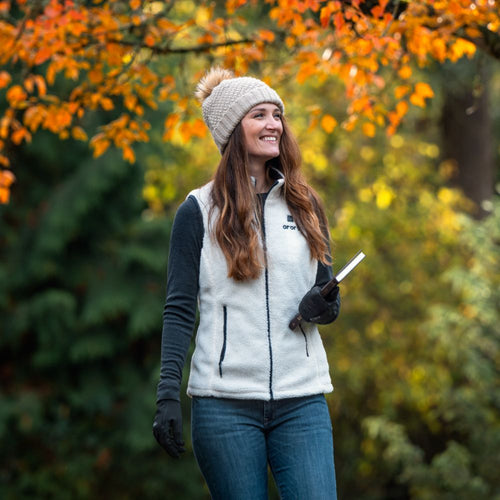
[0,132,207,499]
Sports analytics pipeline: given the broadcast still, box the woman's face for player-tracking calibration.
[241,103,283,163]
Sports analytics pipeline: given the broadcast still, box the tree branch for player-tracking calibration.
[117,38,257,55]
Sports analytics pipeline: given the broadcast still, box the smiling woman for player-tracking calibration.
[241,103,283,186]
[152,67,342,499]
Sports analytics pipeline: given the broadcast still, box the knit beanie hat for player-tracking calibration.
[195,67,285,153]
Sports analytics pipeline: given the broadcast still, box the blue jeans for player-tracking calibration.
[191,394,337,500]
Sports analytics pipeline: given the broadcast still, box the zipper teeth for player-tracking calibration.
[260,185,279,401]
[264,266,273,399]
[299,324,310,357]
[219,305,227,377]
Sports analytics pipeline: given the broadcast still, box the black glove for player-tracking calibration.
[153,399,186,458]
[299,285,340,324]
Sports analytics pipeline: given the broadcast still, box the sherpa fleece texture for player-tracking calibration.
[187,174,333,401]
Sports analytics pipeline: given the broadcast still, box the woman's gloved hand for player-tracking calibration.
[299,284,340,324]
[153,399,186,458]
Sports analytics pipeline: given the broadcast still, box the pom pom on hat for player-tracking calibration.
[195,67,235,104]
[195,67,284,153]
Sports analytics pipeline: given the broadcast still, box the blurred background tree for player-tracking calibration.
[1,1,499,499]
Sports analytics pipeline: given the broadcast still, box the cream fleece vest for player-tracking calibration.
[186,176,333,400]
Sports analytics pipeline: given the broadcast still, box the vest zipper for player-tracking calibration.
[218,305,227,377]
[260,180,280,400]
[299,324,310,357]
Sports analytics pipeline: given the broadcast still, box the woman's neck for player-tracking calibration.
[248,158,270,193]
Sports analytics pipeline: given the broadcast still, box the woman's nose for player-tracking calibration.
[265,116,277,128]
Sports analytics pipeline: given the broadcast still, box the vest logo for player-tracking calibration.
[283,214,296,230]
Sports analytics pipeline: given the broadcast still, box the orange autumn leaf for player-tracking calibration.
[34,75,47,97]
[394,85,411,99]
[259,29,275,43]
[321,114,338,133]
[179,122,194,143]
[190,119,207,138]
[34,47,52,66]
[449,38,477,61]
[90,135,111,158]
[100,97,114,111]
[122,145,136,163]
[431,38,447,62]
[0,186,10,203]
[410,82,434,107]
[6,85,28,105]
[72,126,88,141]
[144,34,156,47]
[0,169,15,188]
[11,127,32,145]
[362,122,376,137]
[0,168,15,202]
[0,71,11,89]
[398,66,412,79]
[0,0,499,204]
[396,100,409,117]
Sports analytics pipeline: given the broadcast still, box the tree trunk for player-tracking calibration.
[441,62,495,219]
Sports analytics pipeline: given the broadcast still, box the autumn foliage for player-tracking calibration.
[0,0,498,202]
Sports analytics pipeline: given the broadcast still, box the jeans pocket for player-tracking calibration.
[218,305,228,377]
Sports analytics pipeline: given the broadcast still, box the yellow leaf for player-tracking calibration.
[450,38,476,61]
[376,186,394,209]
[320,114,338,133]
[179,122,192,143]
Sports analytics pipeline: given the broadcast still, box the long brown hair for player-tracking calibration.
[210,116,330,281]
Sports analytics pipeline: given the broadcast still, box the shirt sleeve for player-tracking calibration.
[156,195,203,403]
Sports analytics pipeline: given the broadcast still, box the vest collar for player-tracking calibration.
[250,167,285,198]
[267,167,285,198]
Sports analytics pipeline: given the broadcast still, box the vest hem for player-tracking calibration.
[187,384,334,401]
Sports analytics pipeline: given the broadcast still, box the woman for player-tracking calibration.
[153,67,341,499]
